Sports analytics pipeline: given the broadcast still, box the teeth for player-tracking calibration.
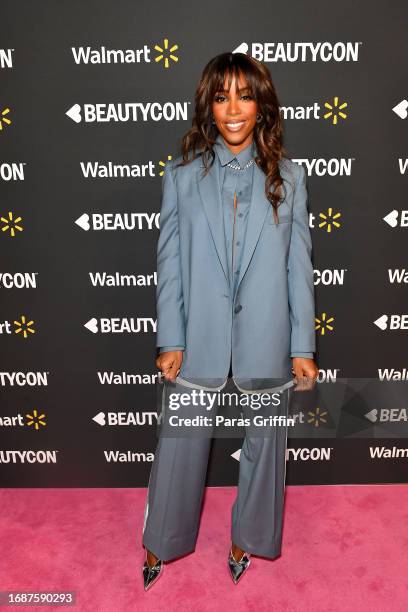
[226,121,245,127]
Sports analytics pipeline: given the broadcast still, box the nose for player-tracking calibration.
[227,95,240,115]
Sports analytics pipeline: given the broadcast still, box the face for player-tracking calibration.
[212,71,258,154]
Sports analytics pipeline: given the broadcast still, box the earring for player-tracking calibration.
[211,115,216,124]
[256,114,262,123]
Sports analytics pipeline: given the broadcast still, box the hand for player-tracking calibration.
[156,350,183,383]
[291,357,318,392]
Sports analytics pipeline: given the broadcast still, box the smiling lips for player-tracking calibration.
[225,120,246,132]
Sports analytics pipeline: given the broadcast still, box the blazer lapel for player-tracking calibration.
[235,161,270,293]
[197,156,230,286]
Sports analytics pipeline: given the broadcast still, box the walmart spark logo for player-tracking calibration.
[26,409,46,430]
[323,97,348,125]
[154,39,179,68]
[318,208,341,233]
[158,154,173,176]
[1,211,23,237]
[0,106,12,130]
[315,313,334,336]
[307,406,328,427]
[14,315,35,338]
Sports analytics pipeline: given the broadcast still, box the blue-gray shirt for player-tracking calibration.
[159,133,312,359]
[213,131,255,301]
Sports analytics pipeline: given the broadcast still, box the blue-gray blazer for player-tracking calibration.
[156,151,316,385]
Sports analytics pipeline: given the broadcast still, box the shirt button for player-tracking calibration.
[234,304,242,313]
[238,191,242,196]
[238,213,243,217]
[236,241,240,246]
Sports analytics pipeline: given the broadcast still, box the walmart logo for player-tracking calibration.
[26,409,46,430]
[323,97,348,125]
[1,211,23,237]
[318,208,342,233]
[14,315,35,339]
[158,154,173,176]
[280,97,349,124]
[154,39,179,68]
[315,313,335,336]
[71,39,180,69]
[0,106,12,130]
[307,406,328,427]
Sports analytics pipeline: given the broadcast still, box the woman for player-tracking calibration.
[142,52,318,590]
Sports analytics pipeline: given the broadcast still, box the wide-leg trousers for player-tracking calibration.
[142,363,291,562]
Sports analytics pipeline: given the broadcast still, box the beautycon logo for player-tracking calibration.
[0,272,38,288]
[65,101,189,124]
[0,48,15,68]
[0,450,58,463]
[383,210,408,227]
[296,158,355,175]
[93,411,157,426]
[83,318,156,334]
[373,315,408,331]
[0,162,26,181]
[314,269,348,285]
[0,371,49,386]
[75,213,160,231]
[233,41,362,62]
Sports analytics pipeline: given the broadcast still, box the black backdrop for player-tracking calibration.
[1,0,407,487]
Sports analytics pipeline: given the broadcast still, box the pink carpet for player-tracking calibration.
[0,485,407,611]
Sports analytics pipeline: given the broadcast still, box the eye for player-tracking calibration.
[214,93,253,103]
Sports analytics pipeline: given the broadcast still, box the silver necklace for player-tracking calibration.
[226,159,255,171]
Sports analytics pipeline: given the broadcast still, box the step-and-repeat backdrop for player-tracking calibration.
[1,1,407,487]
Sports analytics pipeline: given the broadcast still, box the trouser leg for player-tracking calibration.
[142,377,215,562]
[231,386,291,558]
[142,434,212,561]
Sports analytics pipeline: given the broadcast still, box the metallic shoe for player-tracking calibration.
[227,547,251,584]
[142,551,163,591]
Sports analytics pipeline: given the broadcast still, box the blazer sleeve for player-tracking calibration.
[287,164,316,357]
[155,159,186,349]
[158,346,185,353]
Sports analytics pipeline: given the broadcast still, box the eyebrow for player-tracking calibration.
[216,86,251,93]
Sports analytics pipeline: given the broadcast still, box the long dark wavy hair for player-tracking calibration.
[175,52,289,223]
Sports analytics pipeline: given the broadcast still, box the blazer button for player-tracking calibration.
[234,304,242,313]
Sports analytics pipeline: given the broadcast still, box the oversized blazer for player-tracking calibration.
[155,149,316,387]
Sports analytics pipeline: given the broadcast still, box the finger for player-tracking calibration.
[293,369,308,392]
[163,360,179,382]
[295,371,316,391]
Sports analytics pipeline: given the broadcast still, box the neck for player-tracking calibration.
[221,134,254,156]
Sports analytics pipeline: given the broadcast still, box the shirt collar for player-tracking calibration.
[214,132,255,168]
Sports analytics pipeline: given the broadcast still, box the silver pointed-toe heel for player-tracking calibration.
[227,547,251,584]
[142,551,164,591]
